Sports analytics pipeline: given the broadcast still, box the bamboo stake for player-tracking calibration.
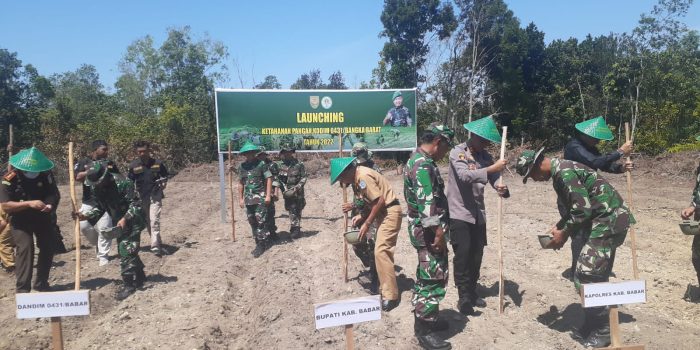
[68,142,80,290]
[51,317,64,350]
[625,123,639,279]
[340,132,348,282]
[7,124,13,172]
[228,141,236,241]
[498,127,508,314]
[344,324,355,350]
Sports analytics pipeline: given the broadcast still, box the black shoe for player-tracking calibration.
[457,300,475,316]
[115,285,136,300]
[582,327,611,348]
[270,231,279,241]
[251,243,266,258]
[430,318,450,332]
[473,297,487,308]
[134,269,146,288]
[382,299,399,312]
[290,228,301,239]
[571,324,591,342]
[415,319,451,350]
[33,282,51,292]
[562,267,574,280]
[54,242,68,254]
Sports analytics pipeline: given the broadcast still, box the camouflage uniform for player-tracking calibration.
[404,148,449,322]
[84,171,147,283]
[279,158,306,236]
[238,159,272,242]
[690,163,700,285]
[551,158,635,289]
[263,157,280,236]
[386,106,412,127]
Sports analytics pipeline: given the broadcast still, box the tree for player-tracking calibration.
[290,69,324,89]
[326,71,348,89]
[379,0,456,89]
[254,75,282,89]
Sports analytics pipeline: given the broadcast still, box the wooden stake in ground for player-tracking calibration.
[228,141,236,241]
[625,122,639,279]
[498,126,508,314]
[7,124,13,172]
[68,142,80,289]
[345,324,355,350]
[339,132,349,282]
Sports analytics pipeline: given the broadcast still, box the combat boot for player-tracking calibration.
[134,269,147,289]
[581,307,610,348]
[116,275,136,301]
[430,318,449,332]
[414,317,451,350]
[251,242,266,258]
[290,227,301,239]
[582,324,610,348]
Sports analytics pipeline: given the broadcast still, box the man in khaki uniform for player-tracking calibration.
[0,206,14,272]
[332,157,402,311]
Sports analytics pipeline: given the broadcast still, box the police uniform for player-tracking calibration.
[0,148,60,293]
[76,157,119,263]
[128,157,168,253]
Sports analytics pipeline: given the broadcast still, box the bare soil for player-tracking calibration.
[1,153,699,349]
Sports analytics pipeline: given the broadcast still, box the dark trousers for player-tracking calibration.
[13,221,55,293]
[449,219,486,304]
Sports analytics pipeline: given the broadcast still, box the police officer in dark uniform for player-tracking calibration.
[128,141,168,256]
[0,147,60,293]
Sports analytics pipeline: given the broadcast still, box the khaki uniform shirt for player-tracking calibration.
[354,166,397,208]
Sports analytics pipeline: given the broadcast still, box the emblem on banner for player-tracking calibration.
[309,96,320,109]
[321,96,333,109]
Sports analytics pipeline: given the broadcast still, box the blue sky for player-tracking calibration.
[1,0,698,90]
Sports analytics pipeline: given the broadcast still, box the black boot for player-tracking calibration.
[414,317,452,350]
[571,309,593,341]
[430,318,450,332]
[290,227,301,239]
[582,307,610,348]
[116,275,136,300]
[457,298,475,316]
[269,231,279,242]
[134,269,146,289]
[251,242,266,258]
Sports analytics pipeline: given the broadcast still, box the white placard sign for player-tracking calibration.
[581,280,646,308]
[314,295,381,329]
[16,290,90,319]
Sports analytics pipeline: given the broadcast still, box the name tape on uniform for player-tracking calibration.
[16,290,91,319]
[314,295,381,329]
[581,280,646,308]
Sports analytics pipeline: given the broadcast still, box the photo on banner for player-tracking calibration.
[215,89,418,153]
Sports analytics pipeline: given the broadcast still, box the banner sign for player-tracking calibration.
[314,295,381,329]
[581,280,646,308]
[16,290,90,319]
[215,89,418,153]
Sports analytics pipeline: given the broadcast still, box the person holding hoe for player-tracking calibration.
[277,142,306,240]
[238,141,273,257]
[516,147,635,348]
[447,116,509,316]
[332,155,403,312]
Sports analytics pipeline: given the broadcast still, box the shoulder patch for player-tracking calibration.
[133,166,144,174]
[359,180,367,190]
[3,171,16,182]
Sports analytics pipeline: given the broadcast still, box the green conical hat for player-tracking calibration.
[9,147,54,172]
[575,116,614,141]
[463,116,501,143]
[239,141,260,154]
[696,135,700,142]
[330,157,355,185]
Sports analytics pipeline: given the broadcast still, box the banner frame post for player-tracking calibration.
[218,153,227,223]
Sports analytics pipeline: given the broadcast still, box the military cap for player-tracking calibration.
[428,122,455,147]
[515,147,545,184]
[351,142,372,164]
[85,161,112,187]
[392,91,402,101]
[239,141,260,154]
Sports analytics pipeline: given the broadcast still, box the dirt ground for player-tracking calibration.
[1,154,700,350]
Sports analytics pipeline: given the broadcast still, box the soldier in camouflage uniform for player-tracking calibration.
[238,142,273,257]
[278,142,306,239]
[516,148,635,348]
[383,91,412,127]
[76,161,147,300]
[680,140,700,291]
[257,146,280,241]
[404,123,454,350]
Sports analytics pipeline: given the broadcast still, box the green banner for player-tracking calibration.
[215,89,417,153]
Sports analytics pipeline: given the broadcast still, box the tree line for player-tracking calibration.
[0,0,698,173]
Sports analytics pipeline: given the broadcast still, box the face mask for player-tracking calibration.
[23,171,40,179]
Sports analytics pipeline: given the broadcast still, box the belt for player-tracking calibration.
[386,199,400,208]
